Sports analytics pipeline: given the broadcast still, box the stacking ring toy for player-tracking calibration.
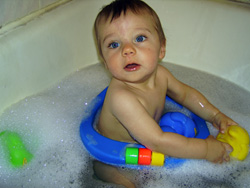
[80,87,210,167]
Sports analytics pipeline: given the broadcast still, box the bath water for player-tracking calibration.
[0,62,249,188]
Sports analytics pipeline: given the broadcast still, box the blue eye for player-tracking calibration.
[108,42,120,49]
[136,35,146,42]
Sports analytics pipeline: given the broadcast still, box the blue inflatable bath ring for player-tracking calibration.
[80,87,210,167]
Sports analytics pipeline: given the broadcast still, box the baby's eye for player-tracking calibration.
[108,42,120,49]
[135,35,146,42]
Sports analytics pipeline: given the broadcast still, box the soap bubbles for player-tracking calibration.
[0,63,249,188]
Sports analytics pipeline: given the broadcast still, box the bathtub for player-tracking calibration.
[0,1,250,187]
[0,0,250,115]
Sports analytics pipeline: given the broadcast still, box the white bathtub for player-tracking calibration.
[0,0,250,115]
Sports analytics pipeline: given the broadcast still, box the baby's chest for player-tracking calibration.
[142,93,166,121]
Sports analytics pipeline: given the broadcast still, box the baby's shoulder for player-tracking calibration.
[157,64,173,81]
[106,85,137,107]
[106,89,142,119]
[158,64,171,74]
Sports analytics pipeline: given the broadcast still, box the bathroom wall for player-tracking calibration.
[0,0,59,28]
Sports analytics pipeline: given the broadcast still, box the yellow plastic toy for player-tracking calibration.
[217,125,249,161]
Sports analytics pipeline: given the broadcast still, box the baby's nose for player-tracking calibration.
[122,44,136,56]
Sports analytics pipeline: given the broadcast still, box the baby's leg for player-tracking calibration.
[93,160,136,188]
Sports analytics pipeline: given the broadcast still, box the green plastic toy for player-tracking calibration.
[0,131,33,167]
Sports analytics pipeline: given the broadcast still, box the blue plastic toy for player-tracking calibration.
[159,112,197,138]
[80,87,210,167]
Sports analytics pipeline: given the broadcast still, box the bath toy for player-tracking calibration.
[0,131,33,167]
[125,148,165,166]
[159,112,197,138]
[217,125,249,161]
[80,87,210,167]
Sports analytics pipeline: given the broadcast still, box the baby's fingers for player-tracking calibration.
[223,142,233,153]
[219,120,228,134]
[222,143,233,162]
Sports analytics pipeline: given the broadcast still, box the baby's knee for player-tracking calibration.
[93,160,136,188]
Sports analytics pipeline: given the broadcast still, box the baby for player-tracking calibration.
[93,0,237,187]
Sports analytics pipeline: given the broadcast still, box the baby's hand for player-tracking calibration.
[212,112,237,134]
[205,135,233,163]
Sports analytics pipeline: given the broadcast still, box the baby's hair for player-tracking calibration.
[94,0,166,59]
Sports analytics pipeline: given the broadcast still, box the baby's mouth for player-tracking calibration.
[124,63,140,71]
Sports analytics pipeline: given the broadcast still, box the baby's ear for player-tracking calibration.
[159,40,166,60]
[103,60,109,70]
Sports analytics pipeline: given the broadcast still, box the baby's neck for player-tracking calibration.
[116,69,158,91]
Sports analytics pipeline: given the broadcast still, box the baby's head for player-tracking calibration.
[94,0,166,60]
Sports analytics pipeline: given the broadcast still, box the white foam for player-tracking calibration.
[0,62,249,188]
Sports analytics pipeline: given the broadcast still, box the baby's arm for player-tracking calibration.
[165,68,237,133]
[109,88,231,163]
[163,68,235,162]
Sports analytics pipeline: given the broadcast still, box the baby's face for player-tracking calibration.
[98,11,165,83]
